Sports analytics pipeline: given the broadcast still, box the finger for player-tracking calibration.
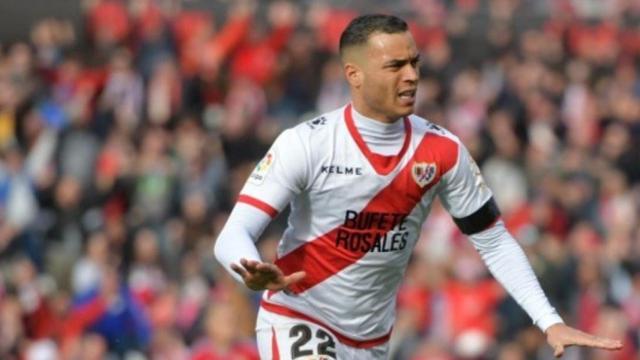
[576,336,623,350]
[240,258,259,269]
[255,262,282,275]
[283,271,306,286]
[554,344,564,358]
[240,258,260,273]
[252,264,280,283]
[231,263,250,279]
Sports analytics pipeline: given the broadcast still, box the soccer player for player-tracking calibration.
[214,14,623,359]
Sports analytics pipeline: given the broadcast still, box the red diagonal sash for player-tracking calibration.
[275,129,458,293]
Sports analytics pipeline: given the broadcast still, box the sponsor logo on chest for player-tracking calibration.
[336,210,411,253]
[320,165,363,176]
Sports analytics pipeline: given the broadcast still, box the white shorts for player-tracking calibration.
[256,305,389,360]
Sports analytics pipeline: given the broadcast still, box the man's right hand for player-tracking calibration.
[231,258,306,292]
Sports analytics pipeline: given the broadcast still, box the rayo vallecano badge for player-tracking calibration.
[411,162,437,187]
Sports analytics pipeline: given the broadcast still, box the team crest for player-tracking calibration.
[248,150,275,185]
[411,162,437,187]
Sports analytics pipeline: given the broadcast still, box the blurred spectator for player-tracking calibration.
[96,48,144,136]
[0,295,24,359]
[149,327,189,360]
[70,333,110,360]
[146,58,182,125]
[30,18,75,70]
[86,0,131,64]
[130,126,175,225]
[443,249,504,358]
[71,231,109,296]
[190,299,259,360]
[0,144,39,263]
[10,256,57,340]
[127,227,166,309]
[70,265,151,356]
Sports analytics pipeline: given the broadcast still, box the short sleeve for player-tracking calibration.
[438,143,499,234]
[238,129,309,216]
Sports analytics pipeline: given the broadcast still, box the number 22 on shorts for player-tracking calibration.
[289,324,337,359]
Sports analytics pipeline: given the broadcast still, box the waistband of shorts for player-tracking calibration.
[260,299,391,349]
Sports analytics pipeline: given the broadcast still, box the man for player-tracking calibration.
[215,14,622,359]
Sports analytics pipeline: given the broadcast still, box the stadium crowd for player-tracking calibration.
[0,0,639,358]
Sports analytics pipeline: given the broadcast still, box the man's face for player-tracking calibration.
[347,31,420,122]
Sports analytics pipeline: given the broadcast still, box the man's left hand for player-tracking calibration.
[546,323,623,358]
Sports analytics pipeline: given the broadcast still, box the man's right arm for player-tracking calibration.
[214,202,305,290]
[213,128,310,289]
[213,203,273,282]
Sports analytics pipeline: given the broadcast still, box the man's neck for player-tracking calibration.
[352,106,404,132]
[350,100,401,124]
[350,104,406,156]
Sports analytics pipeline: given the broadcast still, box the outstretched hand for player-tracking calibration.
[231,258,306,292]
[546,323,623,358]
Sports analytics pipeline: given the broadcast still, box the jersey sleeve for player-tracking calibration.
[438,142,500,235]
[214,203,273,282]
[238,128,309,217]
[469,221,564,331]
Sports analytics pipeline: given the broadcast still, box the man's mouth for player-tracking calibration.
[398,89,416,104]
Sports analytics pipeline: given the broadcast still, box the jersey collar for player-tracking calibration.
[344,103,412,176]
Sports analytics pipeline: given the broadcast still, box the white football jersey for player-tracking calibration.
[238,104,494,345]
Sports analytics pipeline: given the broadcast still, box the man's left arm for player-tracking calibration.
[438,141,622,357]
[469,220,561,325]
[469,220,622,357]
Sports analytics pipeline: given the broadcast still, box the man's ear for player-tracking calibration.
[344,62,363,88]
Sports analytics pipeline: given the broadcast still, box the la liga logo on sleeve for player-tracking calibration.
[249,150,275,185]
[411,162,437,187]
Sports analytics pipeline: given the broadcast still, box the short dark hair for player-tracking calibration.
[339,14,408,55]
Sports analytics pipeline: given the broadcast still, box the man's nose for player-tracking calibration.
[402,64,418,83]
